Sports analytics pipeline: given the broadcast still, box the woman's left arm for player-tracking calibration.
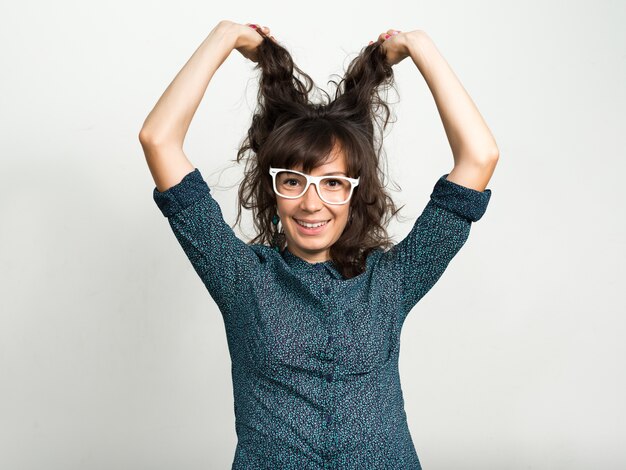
[405,31,499,192]
[375,29,495,318]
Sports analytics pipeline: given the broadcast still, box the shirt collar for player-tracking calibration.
[281,248,344,280]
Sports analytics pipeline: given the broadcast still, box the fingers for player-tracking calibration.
[246,23,269,34]
[247,23,277,42]
[380,29,400,40]
[369,29,401,46]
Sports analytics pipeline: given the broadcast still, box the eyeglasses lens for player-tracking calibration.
[275,170,351,204]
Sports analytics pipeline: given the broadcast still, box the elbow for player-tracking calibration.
[454,140,500,167]
[484,152,499,171]
[478,148,500,167]
[138,128,151,145]
[138,128,183,149]
[457,150,499,169]
[480,144,500,163]
[138,128,157,146]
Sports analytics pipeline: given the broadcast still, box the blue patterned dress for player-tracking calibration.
[153,168,492,469]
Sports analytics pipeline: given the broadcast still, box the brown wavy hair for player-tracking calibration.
[233,30,405,279]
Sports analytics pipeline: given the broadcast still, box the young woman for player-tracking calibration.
[140,20,497,469]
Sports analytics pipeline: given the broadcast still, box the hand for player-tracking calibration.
[368,28,413,66]
[223,21,278,63]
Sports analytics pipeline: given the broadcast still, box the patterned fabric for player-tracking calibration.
[153,168,492,469]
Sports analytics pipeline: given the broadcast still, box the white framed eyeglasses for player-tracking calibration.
[269,167,360,205]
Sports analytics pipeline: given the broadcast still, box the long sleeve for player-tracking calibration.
[153,168,261,315]
[381,173,492,320]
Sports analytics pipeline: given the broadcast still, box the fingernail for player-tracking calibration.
[250,24,257,29]
[384,34,390,39]
[392,31,399,35]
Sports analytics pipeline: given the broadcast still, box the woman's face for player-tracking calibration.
[275,150,352,264]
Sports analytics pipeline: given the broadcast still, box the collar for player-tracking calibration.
[281,248,344,280]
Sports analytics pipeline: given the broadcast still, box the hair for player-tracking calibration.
[233,29,405,280]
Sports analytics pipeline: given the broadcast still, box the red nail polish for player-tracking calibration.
[385,34,390,39]
[250,24,257,29]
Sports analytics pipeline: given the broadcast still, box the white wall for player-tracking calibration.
[1,0,624,468]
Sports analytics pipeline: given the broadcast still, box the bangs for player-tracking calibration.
[265,119,360,178]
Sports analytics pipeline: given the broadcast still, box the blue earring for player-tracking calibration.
[271,213,285,252]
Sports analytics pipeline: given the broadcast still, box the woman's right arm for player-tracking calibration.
[138,20,243,192]
[141,21,273,315]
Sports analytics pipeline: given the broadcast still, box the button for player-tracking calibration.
[315,264,324,271]
[318,351,335,362]
[327,335,334,345]
[325,413,332,424]
[319,351,335,362]
[323,286,331,295]
[325,373,333,383]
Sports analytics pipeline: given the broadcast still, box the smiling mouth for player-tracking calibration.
[294,219,330,228]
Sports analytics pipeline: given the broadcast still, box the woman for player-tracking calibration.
[140,20,497,469]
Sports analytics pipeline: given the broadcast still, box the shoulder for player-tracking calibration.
[249,243,286,266]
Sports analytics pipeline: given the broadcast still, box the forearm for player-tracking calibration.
[407,32,499,165]
[139,21,236,147]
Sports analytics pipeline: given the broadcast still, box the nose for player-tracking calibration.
[299,182,324,211]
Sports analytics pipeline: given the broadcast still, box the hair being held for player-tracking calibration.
[233,32,405,280]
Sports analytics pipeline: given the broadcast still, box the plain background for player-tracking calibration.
[1,0,624,468]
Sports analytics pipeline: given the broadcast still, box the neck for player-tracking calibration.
[286,246,330,264]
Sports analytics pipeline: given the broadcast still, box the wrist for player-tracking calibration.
[209,20,238,50]
[406,31,434,66]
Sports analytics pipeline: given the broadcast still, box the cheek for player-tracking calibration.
[332,208,350,226]
[276,200,294,217]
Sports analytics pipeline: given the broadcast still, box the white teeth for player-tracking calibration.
[296,219,328,228]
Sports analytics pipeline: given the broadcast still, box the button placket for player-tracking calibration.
[321,275,337,445]
[322,334,335,361]
[323,330,336,432]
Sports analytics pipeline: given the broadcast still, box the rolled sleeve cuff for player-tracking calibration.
[152,168,210,218]
[430,173,492,222]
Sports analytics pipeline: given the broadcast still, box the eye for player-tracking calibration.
[322,178,347,189]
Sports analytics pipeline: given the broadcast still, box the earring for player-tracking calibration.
[271,213,286,252]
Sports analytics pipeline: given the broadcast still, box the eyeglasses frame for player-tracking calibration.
[269,167,360,205]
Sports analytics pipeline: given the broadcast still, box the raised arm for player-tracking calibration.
[138,20,273,192]
[141,21,275,317]
[377,28,499,191]
[406,31,499,190]
[373,28,495,318]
